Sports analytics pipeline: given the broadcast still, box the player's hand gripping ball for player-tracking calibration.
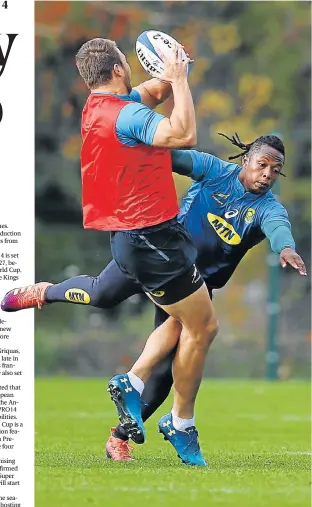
[136,30,189,78]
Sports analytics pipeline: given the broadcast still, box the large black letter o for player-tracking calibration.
[0,103,2,123]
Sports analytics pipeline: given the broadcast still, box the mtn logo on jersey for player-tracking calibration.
[245,208,256,224]
[207,213,241,245]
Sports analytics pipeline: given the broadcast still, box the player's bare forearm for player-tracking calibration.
[170,78,197,145]
[143,78,172,102]
[134,79,172,109]
[152,46,196,147]
[152,79,197,148]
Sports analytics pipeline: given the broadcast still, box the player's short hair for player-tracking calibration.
[218,132,285,164]
[76,38,122,89]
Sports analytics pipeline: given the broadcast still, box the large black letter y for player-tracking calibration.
[0,34,18,77]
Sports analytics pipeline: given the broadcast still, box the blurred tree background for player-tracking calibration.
[35,1,311,378]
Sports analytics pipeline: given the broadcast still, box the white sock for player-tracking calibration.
[127,371,144,396]
[171,409,195,431]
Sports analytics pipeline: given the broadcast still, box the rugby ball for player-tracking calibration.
[136,30,189,78]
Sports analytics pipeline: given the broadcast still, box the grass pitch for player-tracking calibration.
[36,379,311,507]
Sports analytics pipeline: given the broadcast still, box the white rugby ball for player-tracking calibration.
[136,30,189,78]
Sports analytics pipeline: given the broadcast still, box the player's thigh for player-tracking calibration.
[145,263,215,331]
[160,283,216,334]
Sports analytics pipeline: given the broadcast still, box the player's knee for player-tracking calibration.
[89,277,113,308]
[167,316,183,336]
[187,315,218,350]
[201,316,218,349]
[92,293,114,309]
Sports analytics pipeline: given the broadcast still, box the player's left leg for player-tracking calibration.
[1,260,142,311]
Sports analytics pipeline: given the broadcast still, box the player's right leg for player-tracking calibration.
[143,283,217,466]
[1,260,142,312]
[142,287,214,421]
[158,283,218,420]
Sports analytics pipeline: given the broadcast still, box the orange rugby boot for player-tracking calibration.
[105,428,134,461]
[1,282,53,312]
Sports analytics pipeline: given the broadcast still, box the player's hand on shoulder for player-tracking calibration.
[280,248,307,276]
[157,44,192,84]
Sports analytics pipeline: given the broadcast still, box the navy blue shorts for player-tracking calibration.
[110,218,202,304]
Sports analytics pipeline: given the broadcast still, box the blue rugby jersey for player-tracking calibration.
[175,150,293,289]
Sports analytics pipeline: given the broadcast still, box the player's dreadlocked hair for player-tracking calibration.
[218,132,285,166]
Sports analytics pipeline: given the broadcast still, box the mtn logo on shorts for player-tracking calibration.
[65,288,90,304]
[150,290,165,298]
[207,213,241,245]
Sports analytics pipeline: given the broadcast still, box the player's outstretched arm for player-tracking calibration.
[171,149,224,183]
[170,150,194,176]
[134,79,172,109]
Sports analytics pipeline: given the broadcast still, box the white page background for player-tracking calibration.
[0,1,34,506]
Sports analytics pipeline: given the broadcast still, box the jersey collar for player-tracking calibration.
[91,91,132,101]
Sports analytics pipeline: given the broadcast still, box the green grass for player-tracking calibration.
[36,379,311,507]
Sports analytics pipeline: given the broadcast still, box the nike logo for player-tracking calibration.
[192,265,201,284]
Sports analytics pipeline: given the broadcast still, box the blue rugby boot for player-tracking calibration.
[158,413,207,467]
[107,374,145,444]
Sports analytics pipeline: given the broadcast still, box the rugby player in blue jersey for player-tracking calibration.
[2,130,306,463]
[102,132,306,461]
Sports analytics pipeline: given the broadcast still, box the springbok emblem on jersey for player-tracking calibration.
[121,377,133,393]
[245,208,256,224]
[162,419,176,436]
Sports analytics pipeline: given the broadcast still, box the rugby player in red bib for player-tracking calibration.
[2,39,217,466]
